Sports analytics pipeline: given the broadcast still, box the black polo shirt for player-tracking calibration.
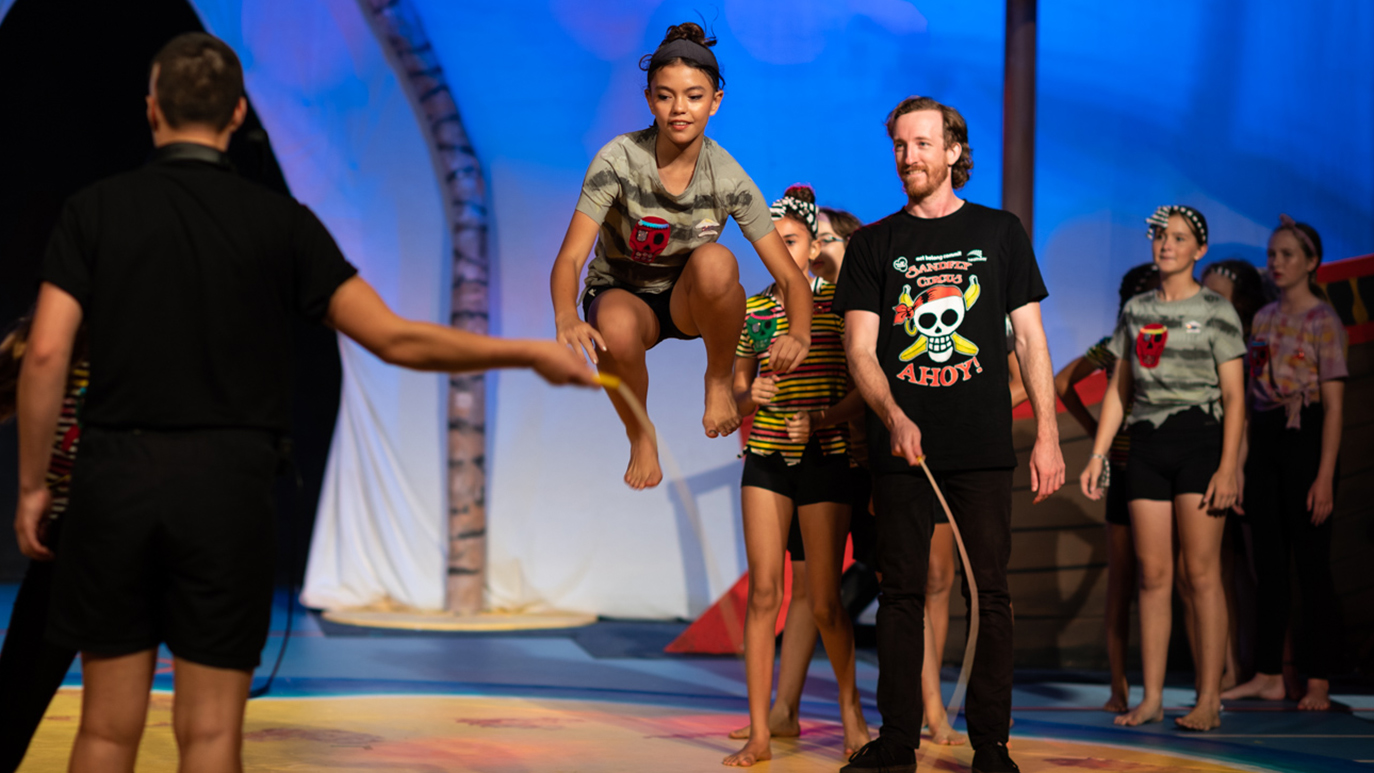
[41,142,357,432]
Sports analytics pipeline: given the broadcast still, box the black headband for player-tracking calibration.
[649,38,719,78]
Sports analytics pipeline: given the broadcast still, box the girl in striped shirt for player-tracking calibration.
[725,185,868,766]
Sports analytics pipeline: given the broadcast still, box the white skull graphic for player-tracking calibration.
[914,294,965,362]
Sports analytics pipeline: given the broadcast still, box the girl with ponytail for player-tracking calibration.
[1222,216,1346,711]
[550,23,813,490]
[726,185,869,766]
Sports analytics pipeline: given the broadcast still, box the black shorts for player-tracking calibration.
[741,438,852,507]
[1105,463,1130,525]
[1126,408,1222,502]
[48,428,280,670]
[582,284,697,345]
[787,464,870,562]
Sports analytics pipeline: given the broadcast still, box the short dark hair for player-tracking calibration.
[151,33,243,130]
[885,96,973,189]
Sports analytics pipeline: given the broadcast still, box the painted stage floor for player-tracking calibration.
[3,588,1372,772]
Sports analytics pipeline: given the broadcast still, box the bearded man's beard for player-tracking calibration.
[903,161,950,201]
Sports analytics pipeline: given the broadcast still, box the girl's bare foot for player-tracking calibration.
[625,434,663,490]
[1221,673,1285,702]
[1113,698,1164,727]
[1298,679,1331,711]
[1175,700,1221,731]
[841,703,871,756]
[703,378,741,438]
[1103,676,1130,712]
[728,711,800,739]
[926,715,965,746]
[722,737,771,767]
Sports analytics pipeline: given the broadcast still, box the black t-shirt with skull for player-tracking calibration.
[832,202,1047,473]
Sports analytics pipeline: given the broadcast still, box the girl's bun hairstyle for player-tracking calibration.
[640,22,724,91]
[783,184,815,205]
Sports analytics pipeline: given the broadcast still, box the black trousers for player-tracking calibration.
[1246,404,1341,678]
[872,468,1013,751]
[0,558,78,773]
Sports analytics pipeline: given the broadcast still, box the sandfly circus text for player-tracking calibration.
[896,357,983,387]
[901,260,972,288]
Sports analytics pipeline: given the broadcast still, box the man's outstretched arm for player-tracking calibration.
[327,276,597,386]
[1009,301,1065,502]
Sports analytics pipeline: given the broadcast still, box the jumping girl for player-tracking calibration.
[549,23,811,489]
[1081,206,1246,731]
[726,185,867,766]
[1222,217,1345,711]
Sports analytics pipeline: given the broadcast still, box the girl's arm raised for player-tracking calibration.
[752,229,811,373]
[550,211,606,363]
[1055,355,1103,438]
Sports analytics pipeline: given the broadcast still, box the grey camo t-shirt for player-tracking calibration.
[576,128,774,296]
[1107,286,1245,427]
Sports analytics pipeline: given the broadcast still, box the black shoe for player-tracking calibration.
[839,737,916,773]
[971,741,1020,773]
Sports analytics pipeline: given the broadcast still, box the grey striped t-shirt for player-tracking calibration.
[1107,286,1245,428]
[575,128,774,296]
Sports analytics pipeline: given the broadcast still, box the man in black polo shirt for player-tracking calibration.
[833,98,1065,773]
[13,33,593,772]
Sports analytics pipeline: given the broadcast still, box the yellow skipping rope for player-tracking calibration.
[594,373,742,648]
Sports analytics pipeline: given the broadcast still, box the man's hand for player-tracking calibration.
[750,375,778,406]
[1028,435,1065,504]
[768,334,809,374]
[555,316,607,365]
[890,413,924,467]
[785,411,814,443]
[529,341,599,386]
[1307,473,1335,525]
[14,488,53,561]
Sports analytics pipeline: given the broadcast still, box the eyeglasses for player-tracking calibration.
[818,235,846,245]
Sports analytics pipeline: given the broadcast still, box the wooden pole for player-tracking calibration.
[1002,0,1036,240]
[360,0,490,615]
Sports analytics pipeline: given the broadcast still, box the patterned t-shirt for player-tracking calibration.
[1247,301,1347,429]
[576,128,774,297]
[736,278,849,464]
[1107,287,1246,428]
[46,359,90,517]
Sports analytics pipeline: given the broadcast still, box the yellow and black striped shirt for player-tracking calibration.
[736,279,850,464]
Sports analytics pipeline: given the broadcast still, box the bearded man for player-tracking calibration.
[832,97,1065,773]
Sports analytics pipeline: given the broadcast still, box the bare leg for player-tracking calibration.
[172,657,252,773]
[1104,523,1136,712]
[1174,493,1226,731]
[69,650,156,773]
[730,558,814,740]
[670,243,746,439]
[1220,519,1240,691]
[922,524,964,745]
[588,290,662,489]
[1116,499,1171,727]
[797,501,870,756]
[1176,542,1199,692]
[724,486,792,767]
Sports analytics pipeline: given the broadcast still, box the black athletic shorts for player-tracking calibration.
[741,438,852,507]
[1126,407,1222,502]
[788,464,871,561]
[582,284,697,345]
[47,427,280,670]
[1105,463,1130,525]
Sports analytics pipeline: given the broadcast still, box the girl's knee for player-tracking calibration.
[1138,564,1172,592]
[685,243,740,293]
[748,580,784,612]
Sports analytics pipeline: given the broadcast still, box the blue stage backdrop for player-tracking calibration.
[3,0,1364,618]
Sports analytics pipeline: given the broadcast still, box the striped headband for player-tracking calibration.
[770,192,819,238]
[1203,264,1237,283]
[1146,205,1208,245]
[1276,214,1318,257]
